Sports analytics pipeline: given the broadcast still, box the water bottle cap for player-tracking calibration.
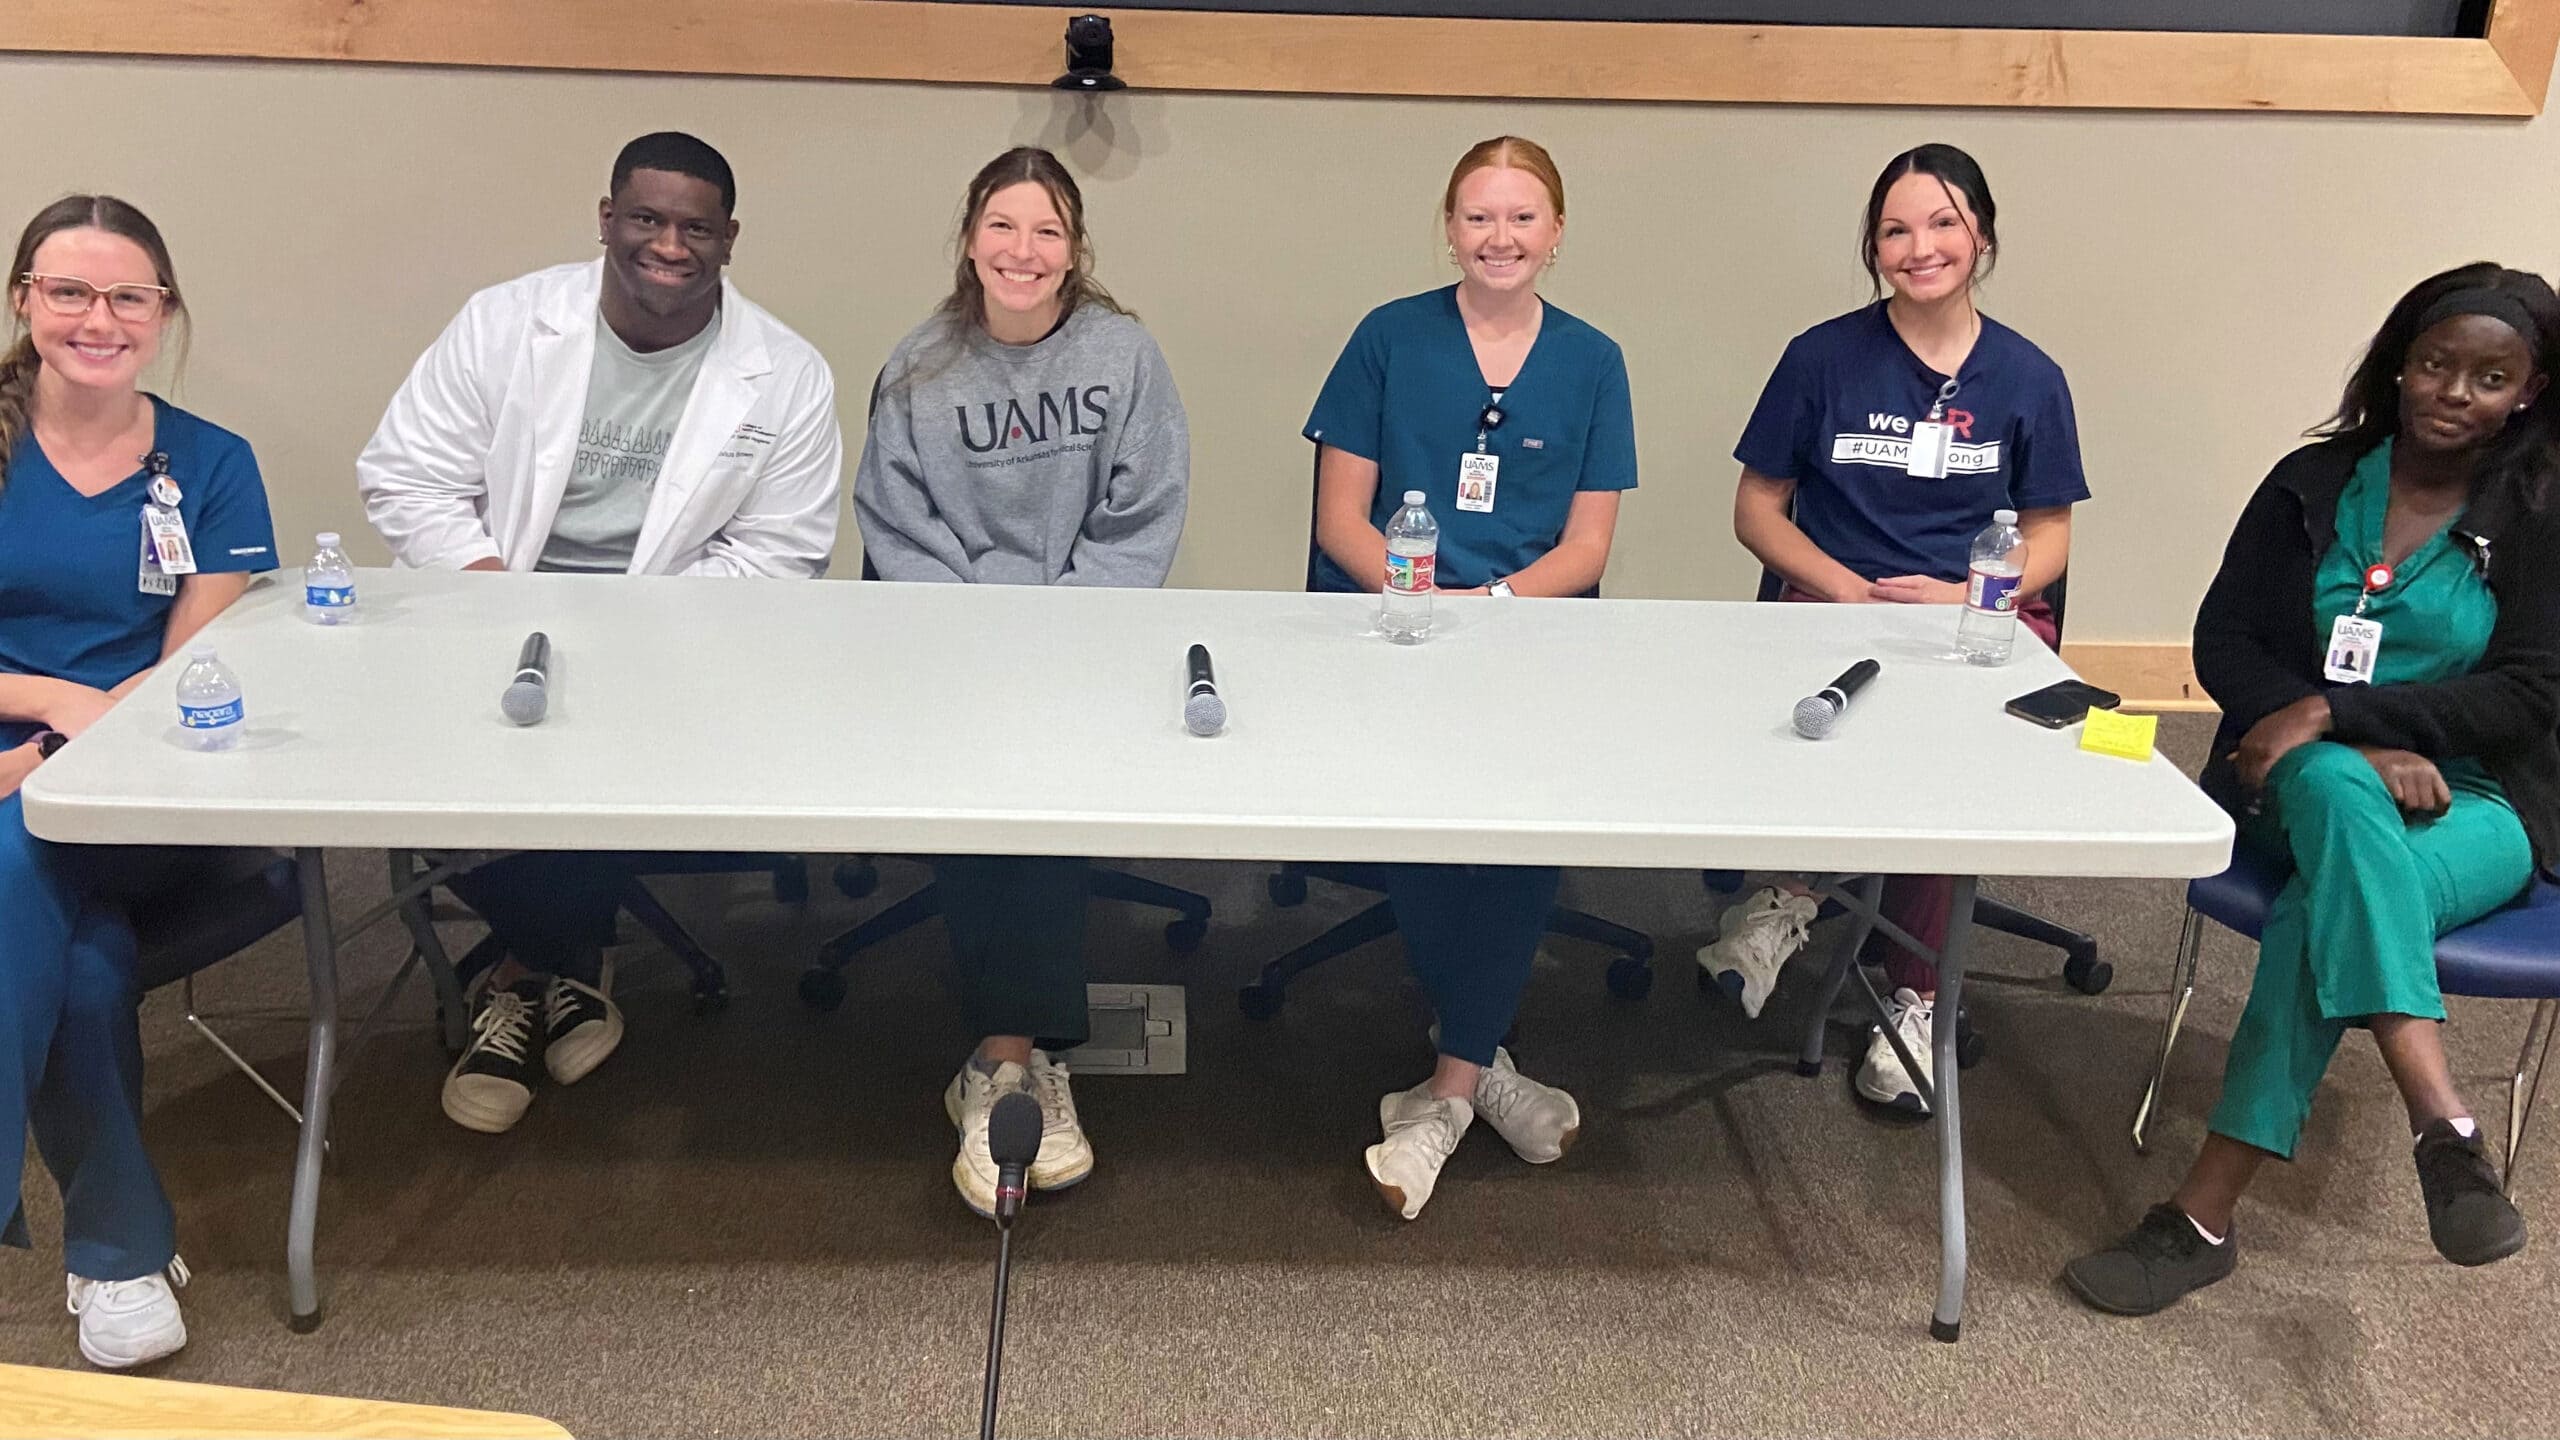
[189,643,217,662]
[1403,491,1426,505]
[1993,509,2018,525]
[316,532,341,547]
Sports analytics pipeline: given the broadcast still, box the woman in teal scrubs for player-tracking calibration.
[1303,136,1636,1221]
[2066,264,2560,1315]
[0,198,277,1366]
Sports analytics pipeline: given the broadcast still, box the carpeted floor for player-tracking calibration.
[8,713,2559,1438]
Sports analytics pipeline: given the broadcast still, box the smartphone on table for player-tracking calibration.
[2006,679,2122,729]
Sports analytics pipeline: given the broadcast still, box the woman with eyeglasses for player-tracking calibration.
[0,196,277,1367]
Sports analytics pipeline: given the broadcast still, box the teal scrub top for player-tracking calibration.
[2315,439,2502,795]
[1304,286,1637,592]
[0,396,277,748]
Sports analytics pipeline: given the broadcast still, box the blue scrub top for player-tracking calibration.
[0,395,278,747]
[1304,286,1638,592]
[1734,302,2088,585]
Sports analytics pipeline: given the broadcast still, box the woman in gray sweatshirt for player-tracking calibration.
[853,146,1190,1217]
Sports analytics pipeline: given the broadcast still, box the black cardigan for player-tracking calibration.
[2195,437,2560,872]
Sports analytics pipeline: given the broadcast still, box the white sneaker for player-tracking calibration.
[946,1059,1031,1217]
[541,971,624,1086]
[1365,1085,1475,1220]
[67,1258,189,1369]
[1471,1046,1580,1164]
[1024,1050,1096,1192]
[1857,987,1935,1114]
[1699,887,1819,1020]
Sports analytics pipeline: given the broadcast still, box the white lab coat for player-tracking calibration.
[357,260,843,577]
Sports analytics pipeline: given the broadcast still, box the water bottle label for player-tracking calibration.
[179,699,243,730]
[1967,568,2021,616]
[1385,551,1436,595]
[306,584,355,608]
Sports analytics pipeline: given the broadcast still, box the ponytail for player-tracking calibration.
[0,333,36,495]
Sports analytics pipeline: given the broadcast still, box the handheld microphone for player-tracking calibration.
[500,632,551,726]
[1791,658,1880,740]
[1183,643,1226,737]
[988,1090,1042,1229]
[980,1088,1044,1440]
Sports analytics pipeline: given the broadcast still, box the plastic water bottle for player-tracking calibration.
[305,532,356,625]
[176,645,244,751]
[1956,508,2027,666]
[1380,490,1438,645]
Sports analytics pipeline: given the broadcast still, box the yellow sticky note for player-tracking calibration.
[2079,707,2158,762]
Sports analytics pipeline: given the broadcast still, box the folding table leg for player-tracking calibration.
[287,847,339,1333]
[1931,875,1979,1343]
[1799,874,1884,1076]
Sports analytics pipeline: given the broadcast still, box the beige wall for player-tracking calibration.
[2,53,2555,641]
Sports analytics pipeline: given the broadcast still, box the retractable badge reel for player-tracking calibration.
[2325,562,2391,683]
[1457,398,1503,513]
[1906,377,1959,480]
[137,452,194,594]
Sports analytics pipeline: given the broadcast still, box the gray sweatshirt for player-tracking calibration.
[855,304,1189,586]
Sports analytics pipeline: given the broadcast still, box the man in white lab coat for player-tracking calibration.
[358,132,842,1134]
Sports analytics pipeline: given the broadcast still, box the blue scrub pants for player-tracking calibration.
[1380,864,1562,1066]
[1,793,178,1282]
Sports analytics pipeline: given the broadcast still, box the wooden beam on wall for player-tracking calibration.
[5,0,2556,115]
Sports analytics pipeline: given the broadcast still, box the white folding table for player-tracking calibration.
[23,568,2233,1338]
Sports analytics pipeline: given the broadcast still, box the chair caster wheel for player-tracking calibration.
[833,860,880,901]
[1267,872,1308,908]
[1238,983,1283,1020]
[797,968,847,1013]
[1606,955,1653,1000]
[1165,916,1208,953]
[2065,950,2113,995]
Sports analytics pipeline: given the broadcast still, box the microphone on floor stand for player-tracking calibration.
[979,1089,1044,1440]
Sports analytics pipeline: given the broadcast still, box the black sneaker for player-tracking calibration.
[2061,1203,2238,1316]
[541,970,624,1087]
[2414,1119,2527,1266]
[440,978,546,1134]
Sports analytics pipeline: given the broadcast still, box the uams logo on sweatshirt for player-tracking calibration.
[955,386,1114,454]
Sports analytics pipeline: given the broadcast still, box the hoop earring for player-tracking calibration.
[1446,245,1459,266]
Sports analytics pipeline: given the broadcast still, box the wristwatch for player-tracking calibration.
[1489,578,1517,598]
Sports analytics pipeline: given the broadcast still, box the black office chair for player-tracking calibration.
[1700,565,2109,1010]
[406,851,810,1025]
[1239,448,1658,1020]
[793,555,1214,1013]
[134,848,308,1124]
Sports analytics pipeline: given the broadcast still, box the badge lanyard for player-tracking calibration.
[1457,390,1505,513]
[138,451,195,594]
[1905,376,1960,480]
[2325,560,2392,684]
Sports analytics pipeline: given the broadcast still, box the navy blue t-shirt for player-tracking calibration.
[1734,302,2088,584]
[1304,286,1637,592]
[0,396,277,747]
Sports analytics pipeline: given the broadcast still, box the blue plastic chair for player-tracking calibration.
[2133,845,2560,1195]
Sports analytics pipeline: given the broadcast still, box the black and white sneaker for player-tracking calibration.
[2414,1119,2527,1266]
[542,970,624,1086]
[441,978,546,1134]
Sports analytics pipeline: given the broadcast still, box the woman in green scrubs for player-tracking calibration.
[2066,263,2560,1316]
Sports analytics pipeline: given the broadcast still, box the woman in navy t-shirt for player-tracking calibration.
[0,198,276,1368]
[1704,145,2089,1114]
[1304,136,1635,1222]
